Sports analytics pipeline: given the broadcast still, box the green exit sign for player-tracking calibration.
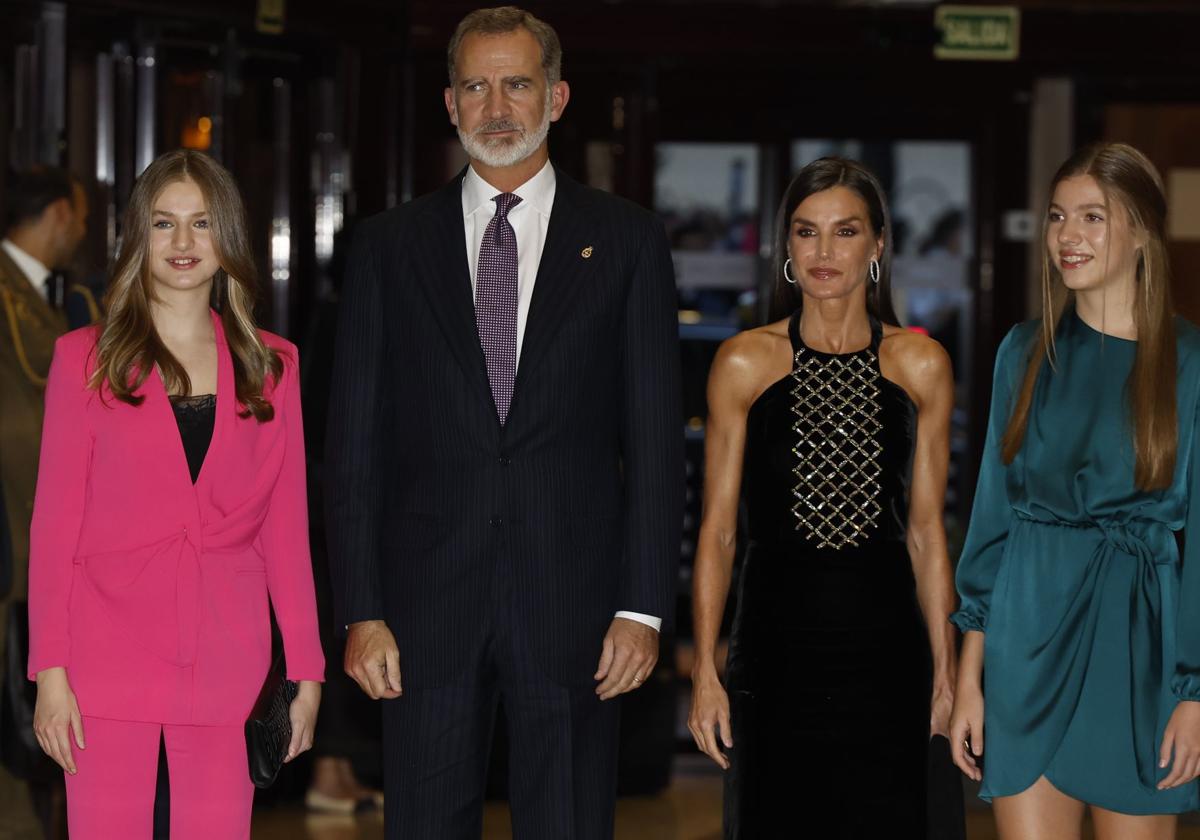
[935,5,1020,61]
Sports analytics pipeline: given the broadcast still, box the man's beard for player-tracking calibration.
[457,94,552,168]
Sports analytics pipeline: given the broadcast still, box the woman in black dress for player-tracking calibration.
[688,157,958,837]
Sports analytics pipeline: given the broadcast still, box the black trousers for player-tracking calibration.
[381,604,619,839]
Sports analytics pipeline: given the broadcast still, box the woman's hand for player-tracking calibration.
[33,667,84,774]
[949,678,984,781]
[688,668,732,770]
[1158,700,1200,789]
[930,681,954,740]
[284,680,321,763]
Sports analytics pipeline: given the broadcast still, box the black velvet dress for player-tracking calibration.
[723,312,931,838]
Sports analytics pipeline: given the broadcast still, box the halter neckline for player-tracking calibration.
[787,310,883,358]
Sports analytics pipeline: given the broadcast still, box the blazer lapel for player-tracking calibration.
[410,177,493,413]
[513,172,598,398]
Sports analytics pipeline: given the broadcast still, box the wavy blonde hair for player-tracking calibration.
[90,149,282,421]
[1001,142,1175,490]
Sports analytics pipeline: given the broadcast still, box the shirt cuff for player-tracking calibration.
[614,610,661,632]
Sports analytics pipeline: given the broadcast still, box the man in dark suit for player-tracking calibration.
[325,6,682,838]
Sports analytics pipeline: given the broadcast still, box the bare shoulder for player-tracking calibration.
[715,320,789,372]
[710,318,793,408]
[878,326,953,406]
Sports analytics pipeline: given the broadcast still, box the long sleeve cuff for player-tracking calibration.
[285,664,326,683]
[27,650,69,682]
[949,608,985,634]
[1172,672,1200,703]
[615,610,661,632]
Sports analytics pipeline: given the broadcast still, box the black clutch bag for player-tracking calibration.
[245,649,298,789]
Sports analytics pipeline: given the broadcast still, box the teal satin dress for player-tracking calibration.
[952,308,1200,814]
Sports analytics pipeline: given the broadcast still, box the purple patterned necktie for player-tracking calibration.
[475,192,522,424]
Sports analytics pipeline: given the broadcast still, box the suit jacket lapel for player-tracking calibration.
[514,171,596,395]
[410,176,494,413]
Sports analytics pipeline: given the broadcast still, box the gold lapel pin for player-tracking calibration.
[581,246,594,259]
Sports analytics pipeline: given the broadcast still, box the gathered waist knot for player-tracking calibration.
[1012,512,1177,566]
[75,520,264,669]
[1013,510,1175,789]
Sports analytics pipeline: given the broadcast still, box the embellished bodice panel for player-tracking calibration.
[743,312,918,550]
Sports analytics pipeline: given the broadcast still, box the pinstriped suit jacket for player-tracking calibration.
[325,168,683,687]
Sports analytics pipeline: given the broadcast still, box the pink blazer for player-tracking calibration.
[28,312,324,726]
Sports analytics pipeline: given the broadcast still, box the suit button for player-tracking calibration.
[499,456,511,466]
[490,516,503,527]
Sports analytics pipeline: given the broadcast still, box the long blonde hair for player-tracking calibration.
[1001,142,1176,490]
[90,150,282,421]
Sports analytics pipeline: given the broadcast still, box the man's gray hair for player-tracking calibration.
[446,6,562,86]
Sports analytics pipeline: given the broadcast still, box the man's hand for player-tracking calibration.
[594,617,659,701]
[344,620,402,700]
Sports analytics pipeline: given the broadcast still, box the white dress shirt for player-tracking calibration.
[461,163,662,634]
[1,238,51,303]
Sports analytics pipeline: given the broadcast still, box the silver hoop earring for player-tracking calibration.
[869,258,881,285]
[784,258,797,285]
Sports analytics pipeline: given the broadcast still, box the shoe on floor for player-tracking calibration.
[305,789,376,814]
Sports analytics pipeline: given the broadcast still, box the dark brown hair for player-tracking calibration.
[1001,142,1175,490]
[769,156,900,325]
[90,149,282,421]
[447,6,562,85]
[3,165,81,230]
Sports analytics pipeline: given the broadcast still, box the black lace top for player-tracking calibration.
[170,394,216,483]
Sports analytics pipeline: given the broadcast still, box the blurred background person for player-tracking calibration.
[688,157,960,838]
[0,165,90,840]
[0,167,89,620]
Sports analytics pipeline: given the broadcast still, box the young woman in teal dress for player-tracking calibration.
[951,142,1200,839]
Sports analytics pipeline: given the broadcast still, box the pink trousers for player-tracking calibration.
[65,716,253,839]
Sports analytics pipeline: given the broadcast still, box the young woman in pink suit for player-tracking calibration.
[26,149,325,838]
